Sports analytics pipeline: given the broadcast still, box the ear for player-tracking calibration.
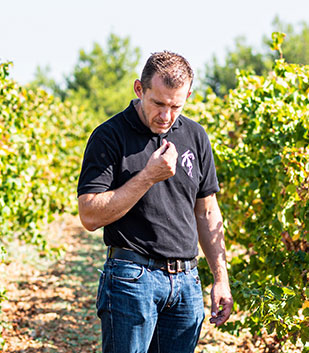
[134,79,143,99]
[186,90,192,99]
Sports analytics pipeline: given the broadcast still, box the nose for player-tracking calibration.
[159,108,171,121]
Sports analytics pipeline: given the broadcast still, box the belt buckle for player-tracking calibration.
[167,259,182,274]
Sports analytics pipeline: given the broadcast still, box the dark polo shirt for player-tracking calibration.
[77,100,219,259]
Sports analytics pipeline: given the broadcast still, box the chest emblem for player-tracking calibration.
[181,150,195,178]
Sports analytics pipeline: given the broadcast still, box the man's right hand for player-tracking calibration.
[144,139,178,184]
[79,139,178,231]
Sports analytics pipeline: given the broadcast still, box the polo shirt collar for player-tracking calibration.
[123,100,182,136]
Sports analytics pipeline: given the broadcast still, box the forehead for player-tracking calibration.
[146,73,191,103]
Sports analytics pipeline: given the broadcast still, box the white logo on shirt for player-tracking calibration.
[181,150,195,178]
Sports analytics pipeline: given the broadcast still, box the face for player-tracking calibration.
[134,73,192,134]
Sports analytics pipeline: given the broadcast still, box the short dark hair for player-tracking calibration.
[140,51,194,92]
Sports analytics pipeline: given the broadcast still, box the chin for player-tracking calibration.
[153,128,169,134]
[151,124,171,134]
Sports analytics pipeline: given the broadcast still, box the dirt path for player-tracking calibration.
[1,215,103,352]
[0,215,302,352]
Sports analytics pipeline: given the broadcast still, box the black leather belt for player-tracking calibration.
[108,247,197,274]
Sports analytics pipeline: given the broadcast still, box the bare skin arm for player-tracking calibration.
[195,194,233,327]
[78,139,178,231]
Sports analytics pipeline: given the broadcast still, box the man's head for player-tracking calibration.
[134,51,193,134]
[140,51,194,92]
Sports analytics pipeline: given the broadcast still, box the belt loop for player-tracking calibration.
[148,258,155,269]
[185,260,190,274]
[106,246,111,259]
[176,260,182,273]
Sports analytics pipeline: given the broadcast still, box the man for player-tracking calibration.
[77,51,233,353]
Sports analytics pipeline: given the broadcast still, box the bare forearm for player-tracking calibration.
[195,194,233,326]
[195,196,229,283]
[78,168,153,230]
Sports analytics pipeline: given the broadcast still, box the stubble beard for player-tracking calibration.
[140,102,174,134]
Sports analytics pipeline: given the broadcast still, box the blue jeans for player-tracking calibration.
[96,258,205,353]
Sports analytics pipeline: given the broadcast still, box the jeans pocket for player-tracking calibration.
[188,266,201,285]
[111,260,145,283]
[96,272,106,309]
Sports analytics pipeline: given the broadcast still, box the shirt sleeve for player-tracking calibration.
[196,130,220,198]
[77,128,118,197]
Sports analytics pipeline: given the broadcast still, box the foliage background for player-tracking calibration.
[1,26,308,351]
[185,51,309,350]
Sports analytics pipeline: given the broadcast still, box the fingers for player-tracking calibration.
[209,300,233,326]
[162,141,178,172]
[158,139,168,155]
[156,140,178,165]
[144,140,178,183]
[210,284,233,327]
[154,139,177,158]
[211,295,219,319]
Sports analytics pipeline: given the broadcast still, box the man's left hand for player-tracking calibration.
[209,281,233,327]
